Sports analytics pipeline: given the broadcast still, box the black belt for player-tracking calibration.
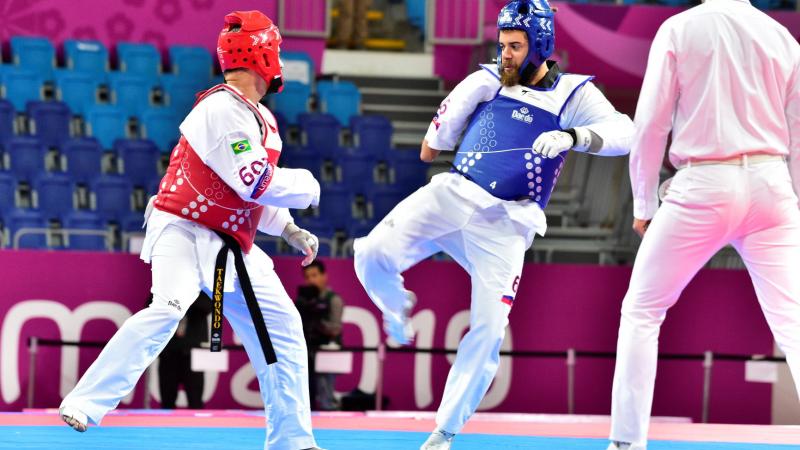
[210,232,277,365]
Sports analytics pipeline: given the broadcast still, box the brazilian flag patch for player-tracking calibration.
[231,139,252,155]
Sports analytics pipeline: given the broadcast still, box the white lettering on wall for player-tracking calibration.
[1,300,132,404]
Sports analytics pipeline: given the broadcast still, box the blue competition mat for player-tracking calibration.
[2,427,799,450]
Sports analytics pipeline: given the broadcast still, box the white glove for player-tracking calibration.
[531,130,574,159]
[281,223,319,266]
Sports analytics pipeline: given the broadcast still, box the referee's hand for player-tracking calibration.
[632,218,651,238]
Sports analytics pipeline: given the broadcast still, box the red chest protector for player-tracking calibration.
[154,84,280,253]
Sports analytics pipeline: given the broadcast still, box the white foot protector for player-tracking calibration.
[383,291,416,345]
[59,405,88,432]
[420,428,455,450]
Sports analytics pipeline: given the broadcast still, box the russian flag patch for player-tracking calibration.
[501,295,514,306]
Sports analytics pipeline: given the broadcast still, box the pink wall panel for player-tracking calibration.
[0,250,776,424]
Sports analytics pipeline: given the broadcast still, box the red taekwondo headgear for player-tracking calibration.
[217,10,284,94]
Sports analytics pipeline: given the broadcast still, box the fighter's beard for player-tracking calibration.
[500,66,521,87]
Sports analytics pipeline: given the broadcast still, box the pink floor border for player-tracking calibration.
[2,410,798,445]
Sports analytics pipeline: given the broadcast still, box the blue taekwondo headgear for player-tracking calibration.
[496,0,555,84]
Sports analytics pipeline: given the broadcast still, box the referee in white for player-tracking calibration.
[608,1,800,449]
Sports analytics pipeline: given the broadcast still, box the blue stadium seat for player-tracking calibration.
[4,208,48,249]
[318,184,354,228]
[33,173,74,218]
[0,99,15,143]
[406,0,427,34]
[27,101,71,148]
[254,236,281,255]
[298,113,340,157]
[61,138,103,183]
[280,51,315,85]
[282,150,323,179]
[146,177,161,197]
[89,174,133,221]
[84,105,127,149]
[385,149,428,189]
[346,218,378,240]
[62,210,108,251]
[160,74,202,116]
[115,139,160,186]
[0,171,17,211]
[116,42,161,85]
[368,185,407,221]
[317,80,361,125]
[119,211,145,232]
[108,72,153,118]
[293,215,335,256]
[5,136,46,180]
[338,153,375,192]
[278,143,302,163]
[272,111,289,141]
[55,71,102,116]
[168,45,212,84]
[140,108,181,153]
[64,39,109,74]
[10,36,55,80]
[351,115,393,156]
[1,68,44,112]
[270,81,311,125]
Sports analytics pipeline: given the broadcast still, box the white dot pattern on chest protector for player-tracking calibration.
[457,104,498,172]
[525,151,548,199]
[220,207,254,233]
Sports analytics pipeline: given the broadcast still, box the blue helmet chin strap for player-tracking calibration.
[496,0,555,84]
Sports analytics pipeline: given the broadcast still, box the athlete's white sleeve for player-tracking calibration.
[257,206,293,236]
[786,41,800,201]
[181,93,320,209]
[560,81,634,157]
[424,69,500,151]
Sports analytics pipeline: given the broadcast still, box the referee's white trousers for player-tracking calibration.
[60,224,316,450]
[354,176,528,434]
[610,161,800,448]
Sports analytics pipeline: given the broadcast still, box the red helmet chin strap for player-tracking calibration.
[216,10,283,91]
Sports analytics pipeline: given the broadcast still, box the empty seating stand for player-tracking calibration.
[61,138,103,184]
[108,72,154,118]
[54,71,102,116]
[10,36,56,81]
[114,139,160,186]
[32,173,75,219]
[5,136,46,181]
[269,81,311,125]
[317,80,361,126]
[84,105,127,149]
[27,101,71,148]
[298,113,341,157]
[1,67,44,112]
[140,108,181,153]
[116,42,161,86]
[168,45,213,85]
[64,39,109,75]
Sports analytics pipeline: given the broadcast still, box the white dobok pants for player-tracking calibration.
[610,160,800,448]
[354,173,533,434]
[60,222,316,450]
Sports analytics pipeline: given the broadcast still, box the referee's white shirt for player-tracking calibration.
[631,0,800,220]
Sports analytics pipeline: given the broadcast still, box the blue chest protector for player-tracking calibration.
[453,69,591,209]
